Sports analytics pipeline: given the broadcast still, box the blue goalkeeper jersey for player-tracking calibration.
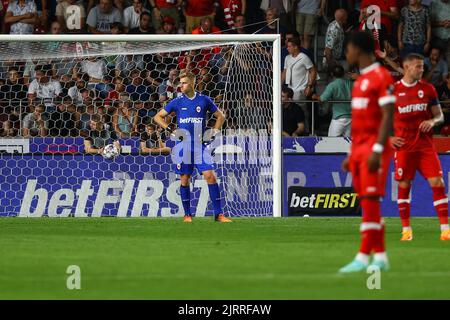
[164,92,218,144]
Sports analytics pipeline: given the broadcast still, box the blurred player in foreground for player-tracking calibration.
[390,53,450,241]
[340,31,396,273]
[154,72,232,223]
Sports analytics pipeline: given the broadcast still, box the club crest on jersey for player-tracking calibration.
[196,106,201,113]
[397,168,403,177]
[418,90,424,98]
[360,79,369,92]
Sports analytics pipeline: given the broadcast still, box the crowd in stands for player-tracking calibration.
[0,0,449,141]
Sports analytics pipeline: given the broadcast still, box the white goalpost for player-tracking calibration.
[0,34,282,218]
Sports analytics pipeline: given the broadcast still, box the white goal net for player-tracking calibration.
[0,35,281,218]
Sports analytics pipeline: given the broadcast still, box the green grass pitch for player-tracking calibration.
[0,217,449,299]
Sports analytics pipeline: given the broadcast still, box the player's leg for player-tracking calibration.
[397,180,413,240]
[395,150,417,240]
[202,169,232,222]
[340,151,392,273]
[339,156,371,273]
[180,174,193,222]
[419,149,450,240]
[176,161,194,222]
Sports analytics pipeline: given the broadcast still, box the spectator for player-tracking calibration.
[378,40,404,81]
[155,15,176,34]
[22,104,49,137]
[140,121,171,155]
[158,68,181,102]
[312,65,352,137]
[259,7,286,35]
[77,56,107,85]
[126,69,155,101]
[5,0,38,34]
[398,0,431,58]
[197,67,219,98]
[55,0,86,33]
[105,77,125,106]
[149,0,181,30]
[282,87,305,137]
[1,67,27,102]
[94,75,113,99]
[184,0,215,34]
[68,73,89,105]
[360,0,398,37]
[84,113,120,154]
[129,11,155,34]
[86,0,122,34]
[50,96,79,136]
[295,0,326,49]
[425,47,449,98]
[260,0,292,30]
[430,0,450,64]
[229,14,248,34]
[115,54,145,78]
[79,104,95,130]
[112,99,138,138]
[281,31,314,70]
[27,66,62,112]
[282,37,317,101]
[2,106,22,137]
[324,8,348,71]
[192,16,221,34]
[123,0,149,33]
[219,0,246,30]
[49,20,62,34]
[110,21,124,34]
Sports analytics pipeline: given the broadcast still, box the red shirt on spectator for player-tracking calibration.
[155,0,178,8]
[192,25,221,34]
[185,0,215,17]
[361,0,398,34]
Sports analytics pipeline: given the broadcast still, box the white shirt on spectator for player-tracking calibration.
[123,6,148,30]
[284,53,314,100]
[7,0,37,34]
[86,5,122,33]
[55,0,86,30]
[80,59,107,80]
[28,79,62,98]
[68,86,83,105]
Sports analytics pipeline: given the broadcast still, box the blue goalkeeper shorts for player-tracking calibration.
[174,144,215,175]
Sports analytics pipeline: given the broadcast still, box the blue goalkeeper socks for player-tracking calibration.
[180,185,191,216]
[208,183,223,217]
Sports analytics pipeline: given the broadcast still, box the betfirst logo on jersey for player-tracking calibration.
[288,187,361,216]
[398,103,427,114]
[179,117,203,124]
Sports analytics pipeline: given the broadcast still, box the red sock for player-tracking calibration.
[372,223,386,253]
[432,186,449,225]
[398,186,411,228]
[359,198,382,255]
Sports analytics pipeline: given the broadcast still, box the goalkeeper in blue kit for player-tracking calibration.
[154,72,232,223]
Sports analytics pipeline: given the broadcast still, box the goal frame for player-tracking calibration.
[0,34,282,218]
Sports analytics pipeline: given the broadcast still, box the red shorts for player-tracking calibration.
[394,148,443,181]
[349,147,393,197]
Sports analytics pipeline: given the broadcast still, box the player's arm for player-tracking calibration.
[154,109,171,131]
[368,99,395,172]
[419,104,444,133]
[84,139,102,154]
[213,109,225,130]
